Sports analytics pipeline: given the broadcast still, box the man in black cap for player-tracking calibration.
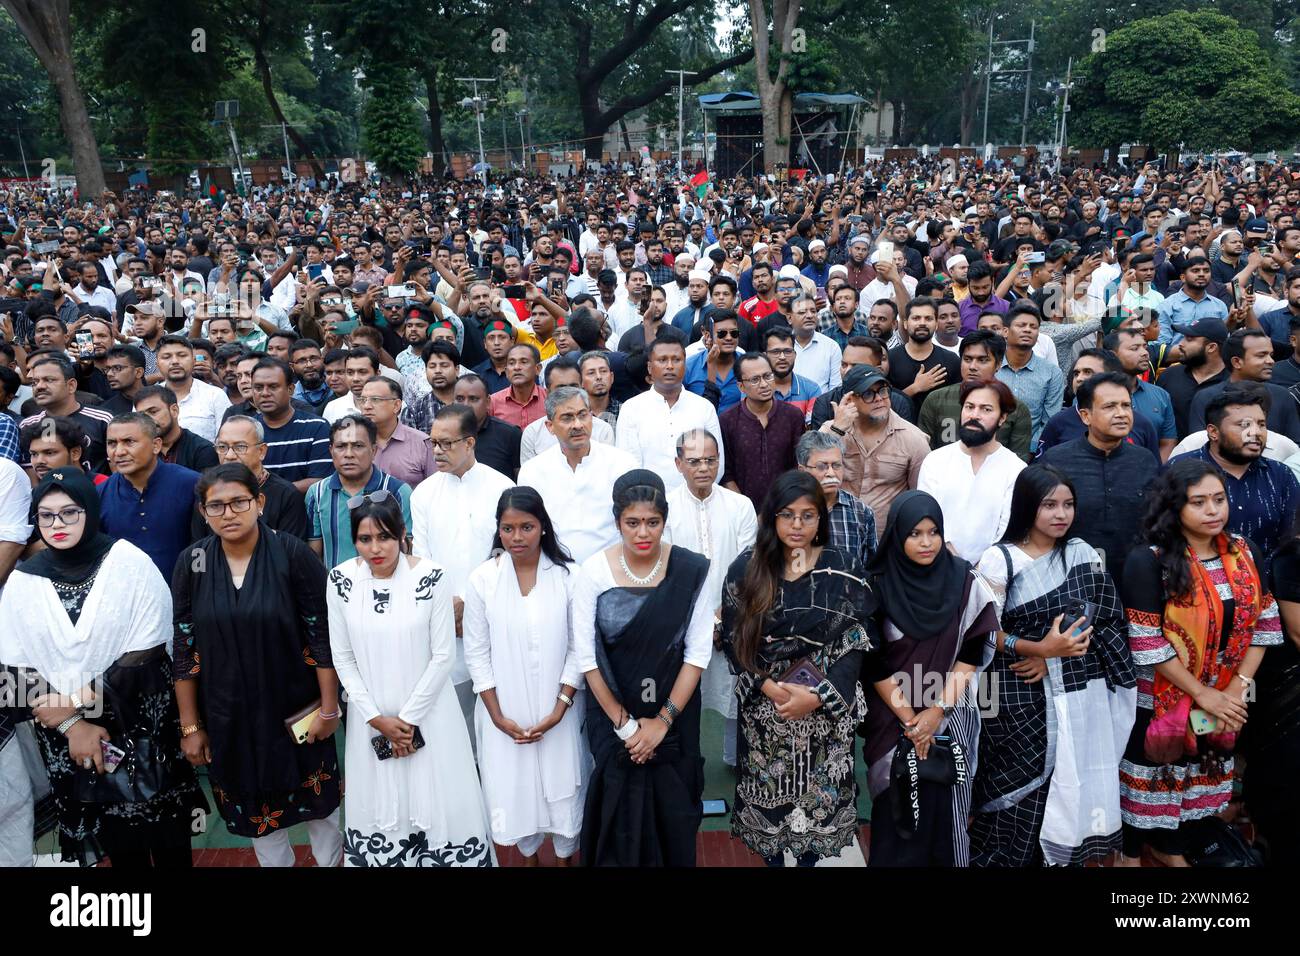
[1186,328,1300,443]
[1156,317,1230,438]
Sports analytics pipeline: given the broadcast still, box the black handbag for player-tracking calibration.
[71,731,176,805]
[889,731,969,840]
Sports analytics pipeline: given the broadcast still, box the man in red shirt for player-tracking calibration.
[739,262,781,326]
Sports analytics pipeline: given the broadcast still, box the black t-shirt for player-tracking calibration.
[1155,363,1230,438]
[886,343,961,409]
[995,233,1038,263]
[474,416,521,480]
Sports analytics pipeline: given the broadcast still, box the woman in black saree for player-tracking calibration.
[172,464,343,867]
[571,469,714,866]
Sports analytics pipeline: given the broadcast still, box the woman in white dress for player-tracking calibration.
[327,490,492,867]
[464,486,586,865]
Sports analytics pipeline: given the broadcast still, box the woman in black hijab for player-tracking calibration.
[861,490,999,867]
[0,469,206,867]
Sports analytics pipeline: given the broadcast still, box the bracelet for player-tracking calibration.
[662,697,680,720]
[1004,634,1019,655]
[318,710,340,720]
[180,723,203,738]
[614,717,639,741]
[557,692,574,708]
[829,424,846,436]
[1236,674,1254,690]
[56,712,84,735]
[656,713,673,729]
[69,691,84,711]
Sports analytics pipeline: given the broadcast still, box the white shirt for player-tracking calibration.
[0,458,33,547]
[410,461,515,684]
[793,332,843,394]
[917,442,1025,562]
[323,392,359,424]
[858,273,917,309]
[518,442,639,564]
[519,414,615,465]
[615,387,724,492]
[175,377,232,442]
[571,550,716,675]
[75,283,117,314]
[269,272,298,313]
[664,483,757,615]
[661,280,690,318]
[604,296,642,340]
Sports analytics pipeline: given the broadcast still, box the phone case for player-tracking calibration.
[100,740,125,774]
[371,726,426,760]
[1189,708,1219,736]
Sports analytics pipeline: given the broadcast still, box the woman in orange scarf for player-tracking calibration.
[1117,459,1282,866]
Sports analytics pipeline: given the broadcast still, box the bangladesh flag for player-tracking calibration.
[690,168,710,199]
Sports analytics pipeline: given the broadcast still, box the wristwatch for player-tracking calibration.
[180,722,204,738]
[829,424,846,436]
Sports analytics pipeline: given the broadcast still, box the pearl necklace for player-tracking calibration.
[619,546,663,586]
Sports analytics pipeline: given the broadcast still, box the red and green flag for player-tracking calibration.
[690,168,710,199]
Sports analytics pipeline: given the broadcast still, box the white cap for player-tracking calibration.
[808,239,826,251]
[945,254,969,270]
[688,268,712,283]
[848,234,871,246]
[778,264,802,281]
[829,264,848,278]
[752,242,769,253]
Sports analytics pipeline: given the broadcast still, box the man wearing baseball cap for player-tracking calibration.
[1156,317,1230,437]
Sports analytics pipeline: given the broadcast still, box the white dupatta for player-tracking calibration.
[0,541,171,694]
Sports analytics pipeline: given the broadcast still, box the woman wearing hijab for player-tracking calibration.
[861,490,999,867]
[464,487,585,866]
[971,464,1137,867]
[172,463,343,868]
[0,469,206,866]
[329,491,492,867]
[721,470,879,866]
[571,469,714,866]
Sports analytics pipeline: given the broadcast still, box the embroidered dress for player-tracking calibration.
[721,547,876,860]
[329,556,492,867]
[971,539,1136,866]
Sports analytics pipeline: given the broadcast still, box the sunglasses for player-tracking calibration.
[347,489,395,510]
[714,328,740,339]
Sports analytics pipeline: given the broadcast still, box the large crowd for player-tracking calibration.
[0,152,1297,868]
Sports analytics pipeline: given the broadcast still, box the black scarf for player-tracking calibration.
[19,468,115,583]
[866,490,970,642]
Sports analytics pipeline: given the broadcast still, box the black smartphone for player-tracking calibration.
[502,284,526,298]
[371,726,426,760]
[1063,600,1098,638]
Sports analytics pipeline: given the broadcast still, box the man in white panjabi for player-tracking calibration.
[463,490,587,864]
[665,428,756,768]
[519,358,616,464]
[409,403,514,747]
[518,385,638,564]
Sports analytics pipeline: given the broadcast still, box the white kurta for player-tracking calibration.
[664,484,757,718]
[519,414,615,464]
[517,443,639,564]
[463,554,587,846]
[409,461,515,683]
[917,442,1025,563]
[614,387,724,492]
[327,555,491,867]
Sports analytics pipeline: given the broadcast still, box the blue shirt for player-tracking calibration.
[1257,305,1300,347]
[1173,446,1300,578]
[996,355,1065,451]
[98,461,200,581]
[684,351,742,413]
[671,302,714,338]
[305,465,413,569]
[0,414,18,464]
[1131,378,1178,441]
[1155,290,1229,345]
[256,409,333,484]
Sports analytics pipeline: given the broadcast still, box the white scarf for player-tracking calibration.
[0,541,170,694]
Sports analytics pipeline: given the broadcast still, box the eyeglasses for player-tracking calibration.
[347,489,395,510]
[776,510,820,526]
[36,506,85,528]
[683,456,719,468]
[357,395,399,406]
[429,436,471,452]
[713,329,740,339]
[742,371,776,386]
[201,497,256,518]
[214,441,262,456]
[858,385,891,401]
[766,347,795,358]
[803,461,844,475]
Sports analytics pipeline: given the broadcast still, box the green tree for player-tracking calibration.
[1070,10,1300,151]
[361,60,423,177]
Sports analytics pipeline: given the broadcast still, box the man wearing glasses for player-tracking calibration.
[684,310,744,413]
[719,353,806,509]
[360,376,436,488]
[210,415,308,539]
[408,403,514,746]
[305,414,413,569]
[797,430,876,572]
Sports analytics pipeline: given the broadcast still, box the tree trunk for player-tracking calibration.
[750,0,802,174]
[422,68,446,176]
[252,44,325,180]
[2,0,105,196]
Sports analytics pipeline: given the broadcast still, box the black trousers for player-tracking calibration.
[99,812,193,869]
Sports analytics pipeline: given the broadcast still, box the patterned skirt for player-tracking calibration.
[1119,706,1233,831]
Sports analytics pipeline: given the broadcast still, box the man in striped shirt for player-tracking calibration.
[249,357,332,493]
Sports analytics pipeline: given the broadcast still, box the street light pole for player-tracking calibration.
[665,69,698,174]
[456,77,497,185]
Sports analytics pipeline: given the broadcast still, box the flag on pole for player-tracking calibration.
[690,168,710,199]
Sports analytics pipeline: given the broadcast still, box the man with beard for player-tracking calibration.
[719,353,805,509]
[1171,383,1299,576]
[887,296,962,412]
[945,254,970,302]
[19,354,111,474]
[1041,372,1159,579]
[661,251,694,317]
[670,267,714,337]
[763,326,820,420]
[738,262,780,326]
[1257,266,1300,358]
[796,429,875,572]
[1187,329,1300,443]
[519,383,636,563]
[155,334,231,442]
[995,302,1065,452]
[1155,257,1228,345]
[917,379,1025,561]
[1155,317,1230,437]
[821,283,872,351]
[289,339,332,415]
[842,234,876,293]
[863,298,900,348]
[579,350,620,427]
[134,384,219,472]
[800,238,833,295]
[99,344,147,418]
[958,260,1010,334]
[918,330,1032,460]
